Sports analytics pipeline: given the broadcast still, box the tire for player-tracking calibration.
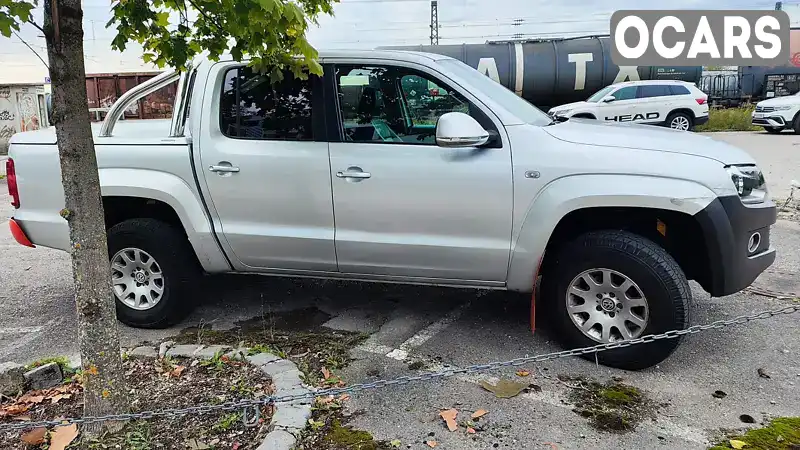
[107,218,199,328]
[666,112,693,131]
[764,127,783,134]
[793,114,800,134]
[542,230,690,370]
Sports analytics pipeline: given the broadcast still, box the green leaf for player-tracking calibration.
[142,52,155,63]
[155,11,170,27]
[258,0,276,12]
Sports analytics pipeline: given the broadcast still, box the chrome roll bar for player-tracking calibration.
[98,68,182,138]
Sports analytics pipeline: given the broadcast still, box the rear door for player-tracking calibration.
[196,64,337,272]
[325,61,514,282]
[635,84,673,124]
[598,85,639,124]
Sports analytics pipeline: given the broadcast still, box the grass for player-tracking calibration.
[696,106,763,132]
[25,356,74,376]
[709,417,800,449]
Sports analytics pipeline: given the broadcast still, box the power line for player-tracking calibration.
[11,30,49,70]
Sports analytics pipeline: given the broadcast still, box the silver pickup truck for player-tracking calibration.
[6,50,776,370]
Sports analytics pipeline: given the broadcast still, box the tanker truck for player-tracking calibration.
[384,36,703,110]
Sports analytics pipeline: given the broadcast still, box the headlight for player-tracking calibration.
[727,165,767,204]
[552,109,571,116]
[772,105,793,111]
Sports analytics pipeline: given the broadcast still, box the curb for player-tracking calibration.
[125,342,314,450]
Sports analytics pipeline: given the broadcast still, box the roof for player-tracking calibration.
[613,79,696,87]
[207,49,453,67]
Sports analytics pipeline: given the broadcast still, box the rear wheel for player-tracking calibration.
[667,112,693,131]
[107,218,199,328]
[764,127,783,134]
[543,230,690,370]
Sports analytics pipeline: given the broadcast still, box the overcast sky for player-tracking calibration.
[0,0,791,83]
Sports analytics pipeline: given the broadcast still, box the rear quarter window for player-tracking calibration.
[669,85,691,95]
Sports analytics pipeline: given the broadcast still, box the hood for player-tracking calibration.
[757,95,800,107]
[549,101,590,112]
[543,119,756,165]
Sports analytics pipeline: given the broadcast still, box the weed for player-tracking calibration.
[213,412,243,433]
[200,350,230,371]
[696,106,762,132]
[25,356,74,375]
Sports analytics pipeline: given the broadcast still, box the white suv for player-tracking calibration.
[751,92,800,134]
[548,80,709,131]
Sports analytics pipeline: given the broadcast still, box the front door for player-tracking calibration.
[327,63,514,282]
[198,64,337,271]
[600,85,640,124]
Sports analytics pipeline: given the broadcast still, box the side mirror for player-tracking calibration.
[436,112,490,148]
[602,95,616,103]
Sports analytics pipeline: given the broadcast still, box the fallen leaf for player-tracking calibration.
[516,370,530,377]
[757,368,771,379]
[439,408,458,432]
[170,365,186,378]
[730,440,748,449]
[85,366,99,376]
[0,404,31,417]
[471,409,488,419]
[185,438,212,450]
[389,439,402,448]
[479,379,528,399]
[321,367,331,380]
[50,394,72,404]
[20,427,47,445]
[466,427,476,434]
[49,424,79,450]
[426,440,438,448]
[338,394,350,402]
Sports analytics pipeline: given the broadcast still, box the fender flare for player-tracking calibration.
[506,174,717,292]
[99,168,230,272]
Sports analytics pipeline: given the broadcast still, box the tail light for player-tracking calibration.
[696,98,707,105]
[6,158,20,208]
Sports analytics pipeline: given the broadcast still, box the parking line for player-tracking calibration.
[384,302,471,361]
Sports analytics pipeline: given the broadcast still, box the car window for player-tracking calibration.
[668,85,691,95]
[335,64,490,145]
[587,86,615,102]
[219,66,315,140]
[638,85,672,98]
[611,86,638,100]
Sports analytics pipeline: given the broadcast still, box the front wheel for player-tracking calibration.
[107,218,199,328]
[543,230,690,370]
[667,112,693,131]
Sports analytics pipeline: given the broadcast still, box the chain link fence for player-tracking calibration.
[1,303,799,433]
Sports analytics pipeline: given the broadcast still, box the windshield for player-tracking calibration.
[437,59,552,126]
[586,85,615,102]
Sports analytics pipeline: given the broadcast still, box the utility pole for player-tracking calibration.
[430,0,439,45]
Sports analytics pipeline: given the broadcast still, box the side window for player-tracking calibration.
[611,86,638,100]
[334,65,491,145]
[669,85,690,95]
[219,66,315,140]
[638,85,672,98]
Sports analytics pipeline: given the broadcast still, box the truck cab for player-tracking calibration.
[6,50,776,370]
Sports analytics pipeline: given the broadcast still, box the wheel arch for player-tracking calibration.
[667,108,696,120]
[507,174,717,293]
[571,112,597,119]
[99,168,230,272]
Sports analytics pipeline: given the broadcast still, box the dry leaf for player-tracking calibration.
[85,366,99,376]
[426,440,438,448]
[50,394,72,404]
[338,394,351,402]
[516,370,531,377]
[479,379,528,399]
[439,408,458,432]
[0,404,31,417]
[20,427,47,445]
[466,427,476,434]
[49,424,79,450]
[321,367,331,380]
[729,440,747,449]
[170,366,186,378]
[471,409,488,419]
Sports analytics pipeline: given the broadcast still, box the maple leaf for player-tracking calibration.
[49,424,79,450]
[20,427,47,445]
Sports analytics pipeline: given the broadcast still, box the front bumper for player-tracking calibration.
[694,195,776,297]
[752,115,788,128]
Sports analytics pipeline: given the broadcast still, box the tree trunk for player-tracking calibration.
[43,0,128,431]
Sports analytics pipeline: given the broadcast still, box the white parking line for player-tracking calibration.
[386,302,471,361]
[0,325,45,334]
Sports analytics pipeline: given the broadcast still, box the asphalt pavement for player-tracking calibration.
[0,130,799,449]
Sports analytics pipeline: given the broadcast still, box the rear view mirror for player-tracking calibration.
[602,95,616,103]
[436,112,490,148]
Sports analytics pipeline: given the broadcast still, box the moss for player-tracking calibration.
[565,376,652,433]
[599,384,642,407]
[25,356,74,375]
[709,417,800,449]
[326,420,380,450]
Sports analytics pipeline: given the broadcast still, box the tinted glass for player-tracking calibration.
[587,85,615,102]
[669,85,690,95]
[220,67,314,140]
[335,65,483,145]
[611,86,638,100]
[639,85,672,98]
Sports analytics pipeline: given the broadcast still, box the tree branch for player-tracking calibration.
[27,20,45,34]
[12,30,49,70]
[184,0,223,31]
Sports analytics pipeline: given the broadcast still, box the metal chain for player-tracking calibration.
[1,304,798,433]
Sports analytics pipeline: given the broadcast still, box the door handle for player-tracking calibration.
[336,170,371,179]
[209,165,240,173]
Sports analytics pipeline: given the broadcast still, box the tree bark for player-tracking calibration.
[43,0,129,432]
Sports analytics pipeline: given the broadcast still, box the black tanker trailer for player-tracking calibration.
[383,36,703,110]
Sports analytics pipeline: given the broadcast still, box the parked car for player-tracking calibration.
[751,92,800,133]
[548,80,709,131]
[6,50,775,370]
